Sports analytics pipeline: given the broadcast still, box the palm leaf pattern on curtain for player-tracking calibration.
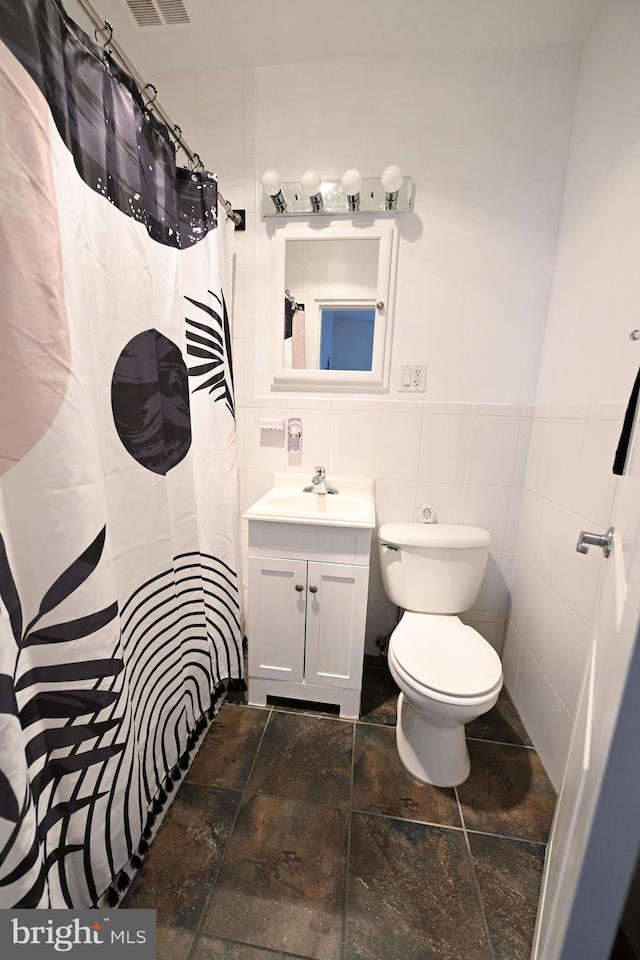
[185,291,235,417]
[0,527,123,907]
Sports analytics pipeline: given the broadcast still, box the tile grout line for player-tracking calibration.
[227,788,349,815]
[465,826,548,846]
[184,702,276,960]
[350,808,459,834]
[455,786,497,960]
[270,705,349,722]
[341,719,357,960]
[342,806,547,847]
[466,734,535,750]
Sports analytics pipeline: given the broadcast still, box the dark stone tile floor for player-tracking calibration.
[123,665,555,960]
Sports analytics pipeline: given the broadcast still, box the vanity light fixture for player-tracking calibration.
[301,169,323,212]
[381,164,404,210]
[261,168,287,213]
[259,165,413,217]
[341,168,362,211]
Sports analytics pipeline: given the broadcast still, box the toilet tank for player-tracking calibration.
[378,522,491,614]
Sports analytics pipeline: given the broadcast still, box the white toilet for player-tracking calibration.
[378,522,503,787]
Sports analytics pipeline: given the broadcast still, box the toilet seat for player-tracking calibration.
[389,612,503,704]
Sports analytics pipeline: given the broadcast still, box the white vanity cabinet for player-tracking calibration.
[246,518,372,718]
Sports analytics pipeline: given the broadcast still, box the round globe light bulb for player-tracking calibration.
[261,169,281,196]
[301,169,322,197]
[341,168,362,196]
[381,164,403,193]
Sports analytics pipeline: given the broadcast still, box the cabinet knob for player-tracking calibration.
[309,585,318,594]
[295,583,304,592]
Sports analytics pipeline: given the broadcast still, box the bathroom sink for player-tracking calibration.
[244,476,375,528]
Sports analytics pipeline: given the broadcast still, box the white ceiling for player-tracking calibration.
[64,0,604,76]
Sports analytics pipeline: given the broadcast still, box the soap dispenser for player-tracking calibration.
[287,418,302,453]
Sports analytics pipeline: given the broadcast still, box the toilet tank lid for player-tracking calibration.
[378,522,491,549]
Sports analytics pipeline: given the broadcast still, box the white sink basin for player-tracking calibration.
[244,477,375,528]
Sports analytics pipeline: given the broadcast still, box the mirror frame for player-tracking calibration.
[271,222,397,392]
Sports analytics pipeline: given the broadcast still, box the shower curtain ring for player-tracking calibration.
[143,83,158,112]
[142,83,158,123]
[96,20,113,50]
[170,125,183,155]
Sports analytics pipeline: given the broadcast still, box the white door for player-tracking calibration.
[247,556,307,683]
[304,561,369,689]
[533,412,640,959]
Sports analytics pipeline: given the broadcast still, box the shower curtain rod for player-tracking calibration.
[71,0,241,225]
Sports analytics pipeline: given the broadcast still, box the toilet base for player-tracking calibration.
[395,692,471,787]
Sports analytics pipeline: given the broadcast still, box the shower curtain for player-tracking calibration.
[0,0,243,909]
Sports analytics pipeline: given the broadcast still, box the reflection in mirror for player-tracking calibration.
[283,238,379,371]
[319,305,375,370]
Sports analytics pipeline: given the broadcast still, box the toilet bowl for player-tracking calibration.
[378,522,503,787]
[388,612,502,785]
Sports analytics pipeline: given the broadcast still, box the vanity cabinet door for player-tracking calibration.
[304,561,369,689]
[248,556,307,683]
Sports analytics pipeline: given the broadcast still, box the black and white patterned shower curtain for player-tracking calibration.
[0,0,243,908]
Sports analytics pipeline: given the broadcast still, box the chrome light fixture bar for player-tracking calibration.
[261,167,413,217]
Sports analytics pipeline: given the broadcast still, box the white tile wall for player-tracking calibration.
[328,410,377,476]
[501,622,522,692]
[524,416,556,498]
[374,478,416,525]
[459,485,510,551]
[504,403,623,788]
[474,552,510,616]
[417,414,471,483]
[514,639,574,789]
[510,557,590,712]
[573,418,620,527]
[465,416,521,486]
[373,412,423,481]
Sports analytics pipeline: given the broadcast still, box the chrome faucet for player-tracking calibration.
[303,466,339,495]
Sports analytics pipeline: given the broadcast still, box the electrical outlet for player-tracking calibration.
[399,364,427,392]
[411,365,426,391]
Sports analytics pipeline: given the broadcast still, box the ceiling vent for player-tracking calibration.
[124,0,192,27]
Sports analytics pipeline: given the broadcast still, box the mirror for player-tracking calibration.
[272,224,396,391]
[283,238,379,371]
